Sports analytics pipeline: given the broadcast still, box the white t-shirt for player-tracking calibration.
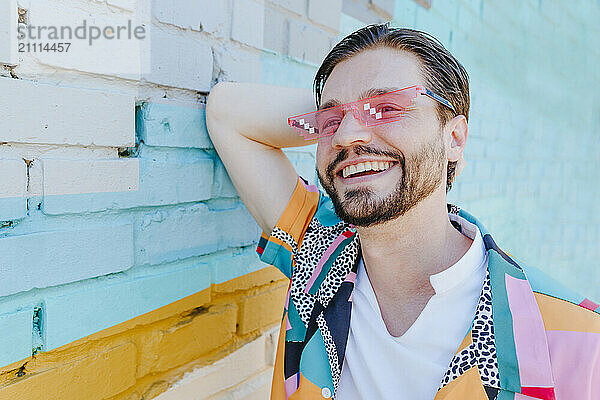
[337,214,488,400]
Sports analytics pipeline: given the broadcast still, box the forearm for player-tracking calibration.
[206,82,318,149]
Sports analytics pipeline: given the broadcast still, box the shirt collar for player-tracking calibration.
[429,214,487,294]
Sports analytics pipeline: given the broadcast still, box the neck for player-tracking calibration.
[356,187,472,297]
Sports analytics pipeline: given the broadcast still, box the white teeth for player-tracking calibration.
[342,161,393,178]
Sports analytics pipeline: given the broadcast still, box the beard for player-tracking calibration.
[316,133,446,228]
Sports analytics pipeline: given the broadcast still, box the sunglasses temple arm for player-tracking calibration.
[423,88,457,114]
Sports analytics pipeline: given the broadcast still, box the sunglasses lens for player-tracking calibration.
[360,88,417,126]
[289,107,342,140]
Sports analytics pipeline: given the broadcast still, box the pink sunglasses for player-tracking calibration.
[288,85,456,140]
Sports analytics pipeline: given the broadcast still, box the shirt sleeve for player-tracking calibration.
[256,175,321,280]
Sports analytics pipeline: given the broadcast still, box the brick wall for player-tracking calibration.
[1,0,599,399]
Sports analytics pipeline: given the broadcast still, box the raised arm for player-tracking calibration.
[205,82,318,235]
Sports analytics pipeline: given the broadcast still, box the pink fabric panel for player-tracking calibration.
[285,283,291,309]
[300,178,319,192]
[284,373,299,399]
[286,313,292,331]
[515,394,544,399]
[304,230,353,293]
[505,274,554,388]
[546,330,600,400]
[344,271,357,283]
[579,298,600,311]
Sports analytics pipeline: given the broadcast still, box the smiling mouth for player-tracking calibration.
[336,161,398,179]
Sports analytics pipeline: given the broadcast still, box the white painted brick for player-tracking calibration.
[0,224,134,297]
[0,0,17,65]
[276,0,305,15]
[212,368,272,399]
[308,0,342,31]
[153,0,201,31]
[0,159,27,199]
[155,332,273,400]
[42,158,139,196]
[198,0,230,37]
[106,0,137,12]
[1,78,134,147]
[288,20,332,65]
[263,6,287,54]
[153,0,229,36]
[231,0,265,49]
[20,0,148,79]
[216,45,262,82]
[0,158,27,221]
[370,0,394,19]
[142,26,213,90]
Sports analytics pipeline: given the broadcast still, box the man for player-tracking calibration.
[206,24,600,400]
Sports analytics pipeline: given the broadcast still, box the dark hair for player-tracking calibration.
[313,23,470,193]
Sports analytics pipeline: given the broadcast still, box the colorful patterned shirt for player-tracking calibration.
[256,176,600,400]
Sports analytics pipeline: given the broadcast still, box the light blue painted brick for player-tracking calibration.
[391,0,417,28]
[209,247,268,285]
[414,6,452,48]
[42,158,214,215]
[0,225,134,297]
[0,308,33,366]
[260,51,317,88]
[284,148,317,182]
[136,101,213,149]
[135,204,260,266]
[0,197,26,221]
[44,262,211,351]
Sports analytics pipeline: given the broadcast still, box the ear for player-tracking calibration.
[445,114,468,164]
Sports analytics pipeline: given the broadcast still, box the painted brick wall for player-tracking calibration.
[0,0,598,399]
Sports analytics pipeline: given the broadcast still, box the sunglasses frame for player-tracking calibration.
[288,85,456,140]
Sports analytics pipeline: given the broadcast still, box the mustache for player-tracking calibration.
[326,145,405,178]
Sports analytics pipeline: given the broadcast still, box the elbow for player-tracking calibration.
[206,81,233,122]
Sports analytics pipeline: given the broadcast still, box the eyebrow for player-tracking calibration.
[318,87,401,111]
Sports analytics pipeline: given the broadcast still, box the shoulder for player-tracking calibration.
[521,262,600,332]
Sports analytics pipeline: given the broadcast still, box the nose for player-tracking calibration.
[329,107,373,149]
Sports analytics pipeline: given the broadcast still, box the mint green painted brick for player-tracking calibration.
[0,225,134,297]
[135,204,260,266]
[136,101,213,149]
[43,262,211,351]
[42,158,214,215]
[0,308,33,366]
[0,197,26,221]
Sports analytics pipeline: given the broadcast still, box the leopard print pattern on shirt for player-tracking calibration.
[317,313,340,397]
[316,233,359,309]
[270,227,298,253]
[288,217,352,326]
[439,269,500,389]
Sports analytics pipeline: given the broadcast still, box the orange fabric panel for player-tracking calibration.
[272,176,320,247]
[288,373,324,399]
[271,316,288,400]
[434,366,488,400]
[535,293,600,333]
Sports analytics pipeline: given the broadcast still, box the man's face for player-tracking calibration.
[315,46,448,227]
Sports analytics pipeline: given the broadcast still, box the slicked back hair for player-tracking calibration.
[314,23,470,193]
